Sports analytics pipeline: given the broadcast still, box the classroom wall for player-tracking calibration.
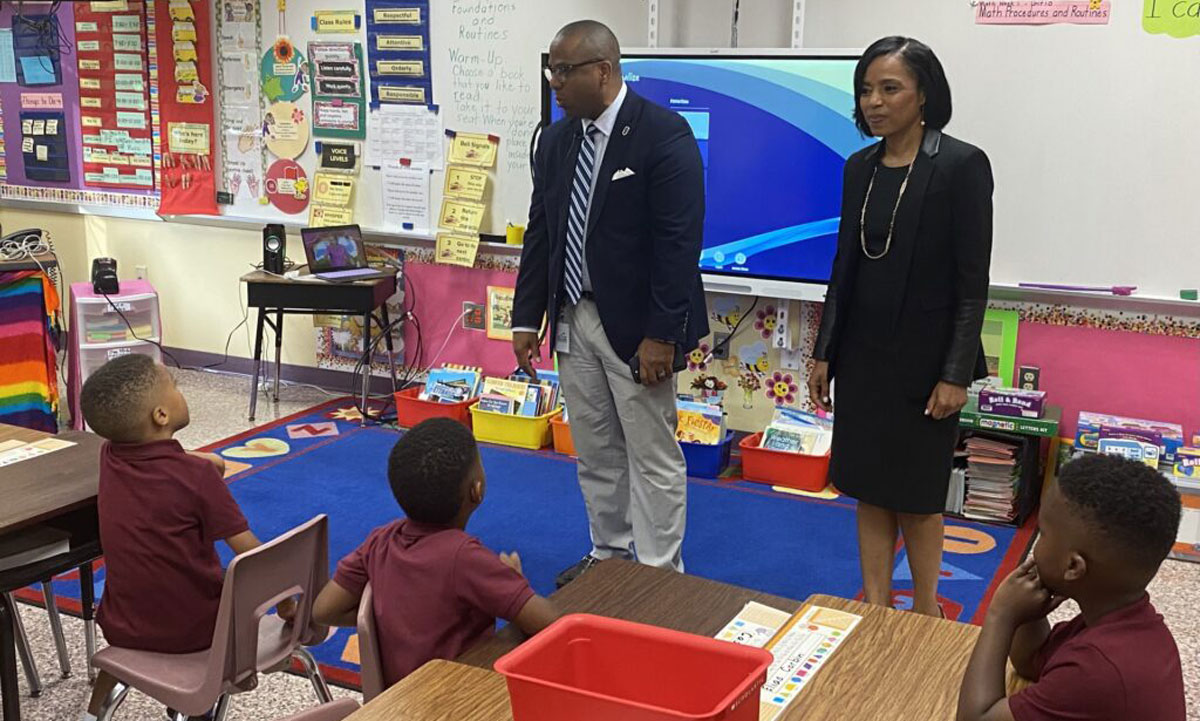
[0,207,319,368]
[8,2,1200,438]
[0,3,790,378]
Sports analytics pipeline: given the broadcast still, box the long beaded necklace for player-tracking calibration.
[859,160,915,260]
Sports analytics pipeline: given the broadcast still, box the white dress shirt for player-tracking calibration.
[513,82,628,336]
[578,81,627,292]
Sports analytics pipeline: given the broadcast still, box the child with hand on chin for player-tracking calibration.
[956,453,1185,721]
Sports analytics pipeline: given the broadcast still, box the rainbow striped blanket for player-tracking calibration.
[0,271,61,432]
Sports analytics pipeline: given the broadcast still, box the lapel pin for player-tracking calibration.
[622,126,630,136]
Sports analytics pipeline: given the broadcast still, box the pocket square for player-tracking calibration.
[611,168,636,181]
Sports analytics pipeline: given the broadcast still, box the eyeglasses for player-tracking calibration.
[543,58,606,82]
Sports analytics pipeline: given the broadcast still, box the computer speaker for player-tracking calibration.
[91,257,119,295]
[262,224,286,274]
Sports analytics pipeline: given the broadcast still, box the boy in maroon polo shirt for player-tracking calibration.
[957,453,1185,721]
[312,417,560,685]
[77,355,291,721]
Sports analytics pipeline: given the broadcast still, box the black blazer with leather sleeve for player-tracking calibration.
[813,129,993,392]
[512,89,710,362]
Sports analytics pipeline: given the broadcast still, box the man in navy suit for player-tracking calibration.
[512,20,708,581]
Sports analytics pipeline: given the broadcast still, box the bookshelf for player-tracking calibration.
[947,400,1062,527]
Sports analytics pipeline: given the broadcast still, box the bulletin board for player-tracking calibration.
[0,0,649,235]
[0,2,158,209]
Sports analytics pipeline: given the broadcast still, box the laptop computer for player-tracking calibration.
[300,224,390,282]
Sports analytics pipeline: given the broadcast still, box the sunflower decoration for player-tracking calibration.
[273,36,295,64]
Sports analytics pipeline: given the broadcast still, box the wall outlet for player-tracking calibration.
[780,346,803,371]
[712,332,730,360]
[462,302,485,330]
[135,265,148,280]
[772,300,792,350]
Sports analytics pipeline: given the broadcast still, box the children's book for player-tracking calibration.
[676,400,725,445]
[482,377,531,403]
[477,394,517,414]
[421,366,482,403]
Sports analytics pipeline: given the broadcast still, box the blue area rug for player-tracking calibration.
[21,398,1034,689]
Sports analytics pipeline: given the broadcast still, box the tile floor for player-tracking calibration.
[6,368,1198,719]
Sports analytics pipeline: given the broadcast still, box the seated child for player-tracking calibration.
[78,355,291,721]
[312,417,559,684]
[957,453,1185,721]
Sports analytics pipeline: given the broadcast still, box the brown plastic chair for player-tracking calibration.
[91,515,335,720]
[277,698,360,721]
[355,582,386,703]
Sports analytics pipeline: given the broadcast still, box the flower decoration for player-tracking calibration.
[687,343,711,372]
[291,107,305,124]
[273,37,295,64]
[754,305,777,339]
[765,371,798,406]
[690,375,727,392]
[293,177,309,196]
[737,372,762,392]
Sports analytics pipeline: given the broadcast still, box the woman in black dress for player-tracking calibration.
[809,37,993,617]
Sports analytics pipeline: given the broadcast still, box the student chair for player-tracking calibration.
[277,698,360,721]
[90,515,335,721]
[355,583,385,703]
[5,581,74,696]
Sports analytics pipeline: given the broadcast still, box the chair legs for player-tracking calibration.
[94,680,130,721]
[41,582,72,678]
[6,593,42,697]
[292,647,333,704]
[167,694,230,721]
[84,616,97,683]
[211,694,232,721]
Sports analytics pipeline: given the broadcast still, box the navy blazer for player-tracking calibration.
[813,129,993,392]
[512,89,710,362]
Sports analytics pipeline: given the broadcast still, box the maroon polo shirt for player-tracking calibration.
[96,439,249,653]
[333,519,535,685]
[1010,594,1185,721]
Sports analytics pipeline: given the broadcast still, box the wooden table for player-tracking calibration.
[240,268,399,422]
[349,561,1031,721]
[0,424,105,721]
[456,559,802,668]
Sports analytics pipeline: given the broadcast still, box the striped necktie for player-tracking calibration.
[564,124,600,305]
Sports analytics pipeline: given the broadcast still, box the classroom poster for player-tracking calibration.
[216,0,263,201]
[0,5,81,190]
[486,285,515,341]
[155,0,217,214]
[364,0,431,106]
[74,1,155,189]
[307,41,366,139]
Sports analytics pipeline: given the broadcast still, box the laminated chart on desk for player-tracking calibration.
[365,0,431,106]
[718,602,863,721]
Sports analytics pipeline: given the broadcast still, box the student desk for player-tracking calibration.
[0,424,105,721]
[346,560,1030,721]
[239,269,399,422]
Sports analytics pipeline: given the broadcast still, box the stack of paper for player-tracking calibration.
[962,436,1021,522]
[759,407,833,455]
[945,467,967,515]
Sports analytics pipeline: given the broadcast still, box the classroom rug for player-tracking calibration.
[19,398,1036,690]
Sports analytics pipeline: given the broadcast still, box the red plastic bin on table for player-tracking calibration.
[739,432,831,492]
[494,614,772,721]
[393,386,474,429]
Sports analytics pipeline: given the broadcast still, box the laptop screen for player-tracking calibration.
[301,225,368,272]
